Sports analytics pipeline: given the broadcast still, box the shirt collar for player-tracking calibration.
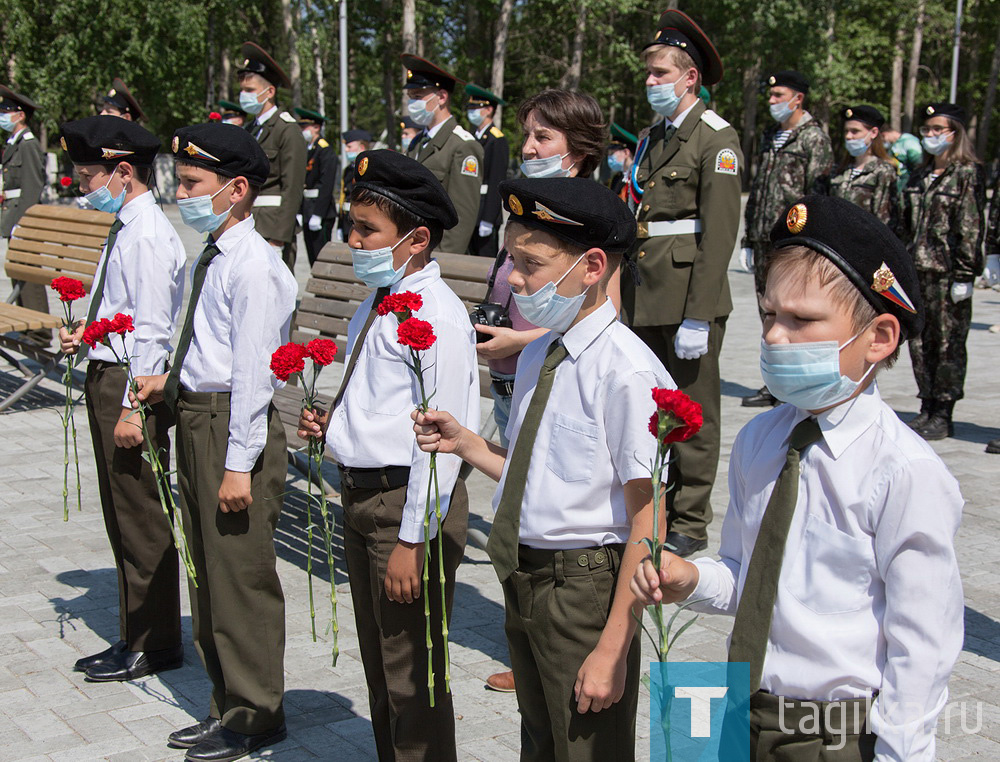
[666,100,698,129]
[394,259,441,293]
[427,115,453,140]
[559,297,618,360]
[791,382,882,460]
[6,128,25,145]
[256,105,278,126]
[475,122,490,140]
[212,215,256,256]
[117,190,155,225]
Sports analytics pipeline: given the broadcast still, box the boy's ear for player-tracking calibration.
[581,247,608,287]
[230,176,251,205]
[866,313,900,364]
[409,225,432,257]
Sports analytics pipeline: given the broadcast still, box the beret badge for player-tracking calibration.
[358,156,369,176]
[786,203,808,234]
[108,88,116,97]
[926,105,935,116]
[60,137,68,151]
[171,136,180,153]
[508,194,523,216]
[872,263,895,292]
[845,108,853,118]
[768,75,776,85]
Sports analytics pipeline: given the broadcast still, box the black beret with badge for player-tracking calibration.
[0,85,39,117]
[923,101,967,126]
[61,115,160,166]
[351,149,458,230]
[642,10,723,87]
[767,70,810,94]
[400,53,462,92]
[237,41,292,90]
[769,194,923,339]
[500,177,637,255]
[342,128,372,144]
[842,105,885,129]
[103,78,145,121]
[171,123,269,186]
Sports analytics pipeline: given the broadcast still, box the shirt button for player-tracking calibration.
[577,554,589,567]
[643,204,650,212]
[649,180,656,188]
[594,551,606,565]
[670,171,678,178]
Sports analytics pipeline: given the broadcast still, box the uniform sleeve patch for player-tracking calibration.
[715,148,738,175]
[461,156,480,176]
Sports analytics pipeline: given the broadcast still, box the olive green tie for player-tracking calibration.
[331,286,390,411]
[488,339,569,582]
[728,416,823,689]
[163,242,221,411]
[78,218,124,358]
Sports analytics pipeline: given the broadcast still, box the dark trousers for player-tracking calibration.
[502,544,640,762]
[909,272,971,403]
[85,361,181,651]
[633,318,727,542]
[304,219,333,266]
[176,392,287,735]
[280,239,297,271]
[749,690,877,761]
[342,478,469,762]
[467,226,499,258]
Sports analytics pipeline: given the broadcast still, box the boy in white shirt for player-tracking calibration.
[633,195,964,761]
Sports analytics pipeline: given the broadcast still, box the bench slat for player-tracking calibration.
[21,204,115,226]
[0,303,63,332]
[16,215,115,241]
[12,226,109,250]
[8,238,104,264]
[6,262,95,289]
[7,248,99,276]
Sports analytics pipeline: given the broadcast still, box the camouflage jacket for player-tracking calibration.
[901,162,985,281]
[987,174,999,258]
[828,158,899,233]
[743,113,833,247]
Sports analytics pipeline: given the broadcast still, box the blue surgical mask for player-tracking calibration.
[520,153,573,179]
[85,167,126,214]
[769,98,797,123]
[511,252,590,333]
[607,153,624,173]
[345,150,359,163]
[239,90,266,116]
[349,229,417,288]
[0,113,17,132]
[406,95,437,127]
[845,138,869,157]
[921,133,951,156]
[646,77,685,118]
[759,328,875,411]
[467,108,485,127]
[177,179,235,234]
[302,129,314,143]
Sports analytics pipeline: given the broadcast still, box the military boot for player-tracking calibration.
[906,399,934,431]
[917,401,954,441]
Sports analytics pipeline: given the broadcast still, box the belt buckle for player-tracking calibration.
[637,221,648,238]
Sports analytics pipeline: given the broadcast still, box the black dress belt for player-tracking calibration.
[338,464,411,491]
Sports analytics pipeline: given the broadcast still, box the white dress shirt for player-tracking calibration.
[493,298,674,549]
[327,261,479,543]
[665,99,698,129]
[688,383,964,761]
[86,191,186,406]
[177,216,298,472]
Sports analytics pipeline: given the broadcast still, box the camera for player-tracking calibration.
[470,302,512,343]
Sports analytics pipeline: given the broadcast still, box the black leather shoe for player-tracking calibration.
[83,644,183,682]
[74,640,126,672]
[185,724,288,762]
[986,438,1000,454]
[915,414,953,441]
[168,718,223,749]
[741,386,778,408]
[906,400,934,431]
[664,531,708,558]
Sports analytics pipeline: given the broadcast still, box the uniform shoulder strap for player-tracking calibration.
[700,110,730,131]
[317,138,329,148]
[279,111,296,123]
[490,125,504,138]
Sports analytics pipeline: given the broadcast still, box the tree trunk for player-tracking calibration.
[740,58,761,193]
[559,0,587,92]
[491,0,514,125]
[903,0,926,134]
[815,5,836,127]
[206,11,216,108]
[978,21,1000,157]
[281,0,302,107]
[890,25,905,130]
[311,23,324,114]
[220,50,231,101]
[382,0,398,144]
[402,0,416,57]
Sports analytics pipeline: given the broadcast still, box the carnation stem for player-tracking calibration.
[432,457,450,694]
[423,468,435,708]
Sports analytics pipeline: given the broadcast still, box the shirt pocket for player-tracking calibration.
[356,354,412,416]
[785,514,874,615]
[545,413,598,482]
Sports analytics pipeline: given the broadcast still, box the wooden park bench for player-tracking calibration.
[0,204,114,412]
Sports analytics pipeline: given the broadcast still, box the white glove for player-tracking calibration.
[478,221,494,238]
[738,247,754,273]
[674,318,710,360]
[308,214,323,231]
[950,281,973,303]
[295,214,303,227]
[984,255,1000,287]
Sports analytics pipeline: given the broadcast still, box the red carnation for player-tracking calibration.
[306,338,338,366]
[82,318,113,348]
[396,317,436,352]
[109,313,135,336]
[649,388,703,446]
[377,291,424,319]
[270,342,308,381]
[208,111,222,121]
[59,176,73,188]
[50,276,86,302]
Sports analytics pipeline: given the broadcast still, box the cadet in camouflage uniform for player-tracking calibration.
[901,102,985,440]
[401,54,483,255]
[622,10,742,557]
[237,42,307,270]
[829,105,899,232]
[0,86,48,343]
[740,70,833,407]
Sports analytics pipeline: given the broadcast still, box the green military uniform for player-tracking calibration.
[0,87,48,335]
[622,13,743,548]
[401,54,483,255]
[829,159,899,232]
[744,113,833,296]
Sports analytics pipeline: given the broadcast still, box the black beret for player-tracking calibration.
[60,115,160,167]
[102,78,145,122]
[351,149,457,230]
[171,123,269,186]
[842,105,884,129]
[769,195,923,339]
[237,42,291,90]
[643,10,723,87]
[499,177,636,255]
[0,85,38,116]
[342,128,372,144]
[923,102,966,126]
[767,70,809,94]
[400,54,462,92]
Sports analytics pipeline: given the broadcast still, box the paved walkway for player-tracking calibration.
[0,207,997,760]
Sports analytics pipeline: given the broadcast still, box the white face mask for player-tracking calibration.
[511,252,590,333]
[646,76,686,117]
[239,89,267,116]
[177,179,235,234]
[520,153,573,179]
[406,94,438,127]
[349,229,417,288]
[769,97,798,123]
[302,129,315,143]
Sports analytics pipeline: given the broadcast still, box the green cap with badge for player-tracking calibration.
[466,83,506,108]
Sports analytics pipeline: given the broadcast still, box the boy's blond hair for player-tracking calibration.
[643,45,702,92]
[765,245,901,368]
